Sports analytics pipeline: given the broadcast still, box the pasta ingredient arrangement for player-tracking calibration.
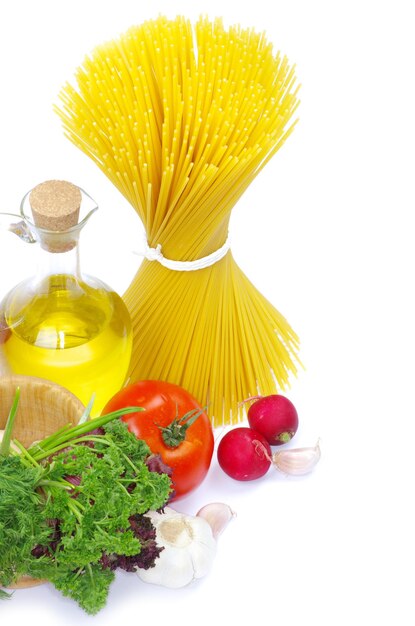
[0,14,322,615]
[56,15,301,426]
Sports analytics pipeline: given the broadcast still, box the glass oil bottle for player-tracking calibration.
[0,180,132,415]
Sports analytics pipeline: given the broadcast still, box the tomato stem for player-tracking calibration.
[159,407,206,448]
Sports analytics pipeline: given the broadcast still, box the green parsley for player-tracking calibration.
[0,393,172,614]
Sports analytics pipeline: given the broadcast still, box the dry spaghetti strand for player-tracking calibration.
[56,15,301,425]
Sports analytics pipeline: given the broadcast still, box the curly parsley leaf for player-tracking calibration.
[52,563,115,615]
[0,456,52,588]
[1,414,172,614]
[28,420,170,612]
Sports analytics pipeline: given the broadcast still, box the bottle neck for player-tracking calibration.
[36,236,82,281]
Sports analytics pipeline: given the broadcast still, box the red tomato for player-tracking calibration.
[102,380,214,500]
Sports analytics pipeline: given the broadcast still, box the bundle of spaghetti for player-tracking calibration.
[56,15,301,426]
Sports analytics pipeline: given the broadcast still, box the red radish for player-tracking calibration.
[245,394,299,446]
[217,427,271,481]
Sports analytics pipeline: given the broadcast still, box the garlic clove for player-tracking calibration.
[272,441,321,476]
[196,502,236,539]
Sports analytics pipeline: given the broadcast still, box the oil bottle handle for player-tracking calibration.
[0,213,37,244]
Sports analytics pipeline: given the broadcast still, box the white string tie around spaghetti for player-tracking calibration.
[134,234,231,271]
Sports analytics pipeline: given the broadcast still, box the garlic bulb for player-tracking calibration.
[137,503,234,588]
[273,441,321,476]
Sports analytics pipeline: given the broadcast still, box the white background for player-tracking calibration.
[1,0,414,624]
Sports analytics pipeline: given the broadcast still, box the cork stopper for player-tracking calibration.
[30,180,81,231]
[29,180,82,252]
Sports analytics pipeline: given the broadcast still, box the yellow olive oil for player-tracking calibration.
[3,274,132,415]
